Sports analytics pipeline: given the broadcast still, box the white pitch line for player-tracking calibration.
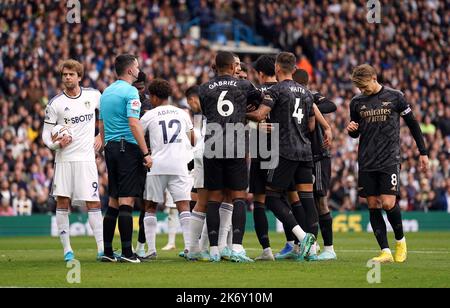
[244,248,450,254]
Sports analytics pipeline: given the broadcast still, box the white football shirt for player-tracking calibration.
[45,88,101,163]
[141,105,193,176]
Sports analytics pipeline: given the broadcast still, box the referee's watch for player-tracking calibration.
[143,152,150,158]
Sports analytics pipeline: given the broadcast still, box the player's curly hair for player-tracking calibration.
[59,59,84,78]
[351,64,377,88]
[148,78,172,99]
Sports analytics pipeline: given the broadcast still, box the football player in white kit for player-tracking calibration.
[42,60,104,262]
[139,79,196,260]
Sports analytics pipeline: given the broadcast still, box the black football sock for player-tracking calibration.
[319,212,333,247]
[369,208,389,250]
[266,192,298,231]
[103,207,119,256]
[138,209,146,244]
[206,201,221,247]
[291,200,307,230]
[253,201,270,249]
[232,199,247,245]
[386,204,404,241]
[118,205,134,258]
[299,192,319,238]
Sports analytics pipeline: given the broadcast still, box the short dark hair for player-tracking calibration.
[276,52,297,73]
[240,63,248,73]
[215,51,235,71]
[253,55,275,76]
[115,54,137,76]
[293,69,309,86]
[148,78,172,99]
[185,85,199,98]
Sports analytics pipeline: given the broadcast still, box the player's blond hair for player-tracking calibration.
[59,59,84,78]
[351,64,377,88]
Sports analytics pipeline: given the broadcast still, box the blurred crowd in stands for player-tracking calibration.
[0,0,449,215]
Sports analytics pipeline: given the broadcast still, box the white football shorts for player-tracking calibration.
[144,174,192,204]
[52,161,100,202]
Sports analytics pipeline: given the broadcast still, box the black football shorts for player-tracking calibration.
[358,164,400,197]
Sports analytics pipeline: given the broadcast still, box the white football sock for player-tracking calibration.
[210,246,219,257]
[56,209,72,255]
[397,237,406,244]
[382,248,392,254]
[189,211,206,253]
[136,242,146,252]
[292,225,306,242]
[88,209,104,253]
[144,213,157,254]
[218,203,233,251]
[232,244,244,253]
[263,247,273,254]
[199,219,209,253]
[227,226,233,249]
[179,211,191,251]
[324,245,335,253]
[310,241,317,255]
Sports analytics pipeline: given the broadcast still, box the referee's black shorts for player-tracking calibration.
[105,141,146,199]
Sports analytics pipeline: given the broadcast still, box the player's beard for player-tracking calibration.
[64,82,77,91]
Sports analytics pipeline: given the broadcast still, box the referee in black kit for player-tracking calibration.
[99,54,153,263]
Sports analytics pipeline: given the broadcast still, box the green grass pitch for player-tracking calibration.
[0,232,449,288]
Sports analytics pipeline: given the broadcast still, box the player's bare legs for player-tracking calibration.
[55,196,73,261]
[86,201,104,257]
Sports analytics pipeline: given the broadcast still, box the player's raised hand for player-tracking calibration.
[419,155,429,173]
[59,135,73,148]
[143,155,153,168]
[94,135,103,152]
[346,121,359,132]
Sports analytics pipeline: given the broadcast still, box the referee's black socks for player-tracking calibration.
[103,207,119,256]
[138,209,146,244]
[118,205,134,258]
